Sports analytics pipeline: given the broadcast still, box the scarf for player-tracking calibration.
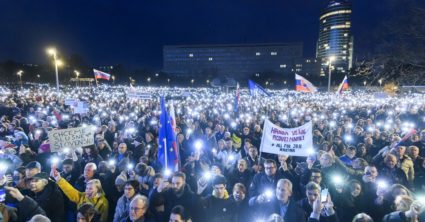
[212,189,229,199]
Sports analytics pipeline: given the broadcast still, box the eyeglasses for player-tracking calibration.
[130,207,145,212]
[264,166,276,170]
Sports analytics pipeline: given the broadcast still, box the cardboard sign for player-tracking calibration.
[48,126,94,152]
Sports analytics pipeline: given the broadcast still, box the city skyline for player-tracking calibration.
[0,0,389,70]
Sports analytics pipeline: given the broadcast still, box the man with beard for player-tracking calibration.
[150,172,197,220]
[29,172,65,222]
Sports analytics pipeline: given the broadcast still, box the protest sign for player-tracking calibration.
[48,126,94,152]
[260,119,313,157]
[73,101,89,114]
[127,91,152,100]
[65,98,79,106]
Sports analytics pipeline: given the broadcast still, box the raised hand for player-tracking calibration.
[4,186,25,201]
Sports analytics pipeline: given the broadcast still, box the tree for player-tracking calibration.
[352,0,425,86]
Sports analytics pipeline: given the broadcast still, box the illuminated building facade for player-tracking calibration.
[316,0,353,73]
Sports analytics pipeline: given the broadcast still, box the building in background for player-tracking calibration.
[316,0,354,74]
[163,43,320,79]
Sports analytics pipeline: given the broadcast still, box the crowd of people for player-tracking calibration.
[0,85,425,222]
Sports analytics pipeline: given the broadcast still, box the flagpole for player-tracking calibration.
[163,138,168,171]
[93,72,99,88]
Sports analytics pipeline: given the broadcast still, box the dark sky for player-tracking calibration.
[0,0,389,70]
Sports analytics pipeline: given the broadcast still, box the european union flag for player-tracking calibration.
[248,80,271,97]
[158,97,179,171]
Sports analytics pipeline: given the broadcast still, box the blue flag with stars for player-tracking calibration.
[158,97,179,171]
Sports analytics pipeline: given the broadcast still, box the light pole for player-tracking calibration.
[74,70,80,87]
[379,79,383,87]
[112,75,115,85]
[17,70,23,88]
[327,56,336,92]
[47,48,61,92]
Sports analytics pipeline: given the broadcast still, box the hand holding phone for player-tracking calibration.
[321,188,329,203]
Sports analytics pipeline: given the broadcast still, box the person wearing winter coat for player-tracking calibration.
[29,172,65,222]
[51,168,109,222]
[114,180,140,222]
[4,186,47,222]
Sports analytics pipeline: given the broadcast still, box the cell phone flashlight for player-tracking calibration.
[0,188,5,203]
[321,188,329,203]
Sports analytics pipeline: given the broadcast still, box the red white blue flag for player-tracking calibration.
[93,69,111,80]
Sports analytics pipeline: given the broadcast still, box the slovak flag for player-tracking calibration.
[295,74,318,93]
[336,75,349,94]
[93,69,111,80]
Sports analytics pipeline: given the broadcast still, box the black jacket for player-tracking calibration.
[17,196,46,222]
[200,195,234,222]
[252,197,307,222]
[298,198,339,222]
[150,184,198,221]
[32,181,65,222]
[249,172,280,198]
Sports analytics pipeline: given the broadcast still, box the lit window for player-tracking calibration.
[323,20,326,23]
[271,52,277,56]
[343,45,347,48]
[256,52,261,56]
[325,46,330,50]
[189,53,194,57]
[330,24,351,29]
[342,56,347,60]
[320,10,352,20]
[306,59,311,63]
[342,50,347,54]
[280,64,287,68]
[208,57,213,61]
[344,33,348,37]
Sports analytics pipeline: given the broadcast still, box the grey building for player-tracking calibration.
[163,43,312,79]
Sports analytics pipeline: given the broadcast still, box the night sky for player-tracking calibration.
[0,0,389,69]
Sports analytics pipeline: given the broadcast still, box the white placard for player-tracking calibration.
[260,120,313,157]
[48,127,94,152]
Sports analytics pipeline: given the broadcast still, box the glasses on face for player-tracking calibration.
[264,166,276,170]
[130,207,145,212]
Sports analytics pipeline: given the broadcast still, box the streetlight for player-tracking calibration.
[147,77,151,86]
[378,79,383,87]
[191,79,194,87]
[363,80,367,86]
[112,75,115,85]
[17,70,23,88]
[327,56,336,92]
[74,70,80,87]
[46,47,62,91]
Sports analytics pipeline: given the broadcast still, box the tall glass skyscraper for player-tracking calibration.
[316,0,353,74]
